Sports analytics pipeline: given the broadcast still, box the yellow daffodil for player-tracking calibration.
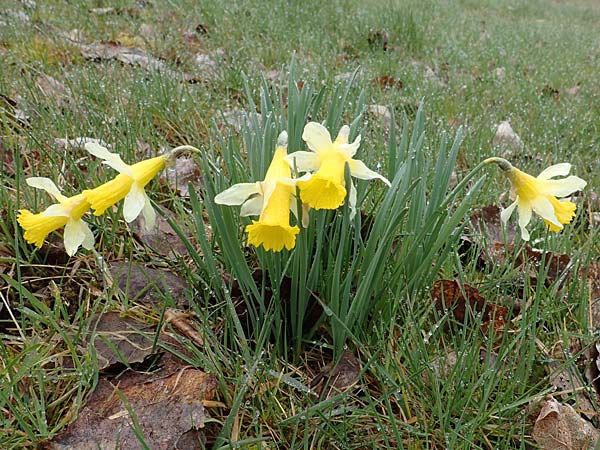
[215,132,305,252]
[17,177,94,255]
[484,157,586,240]
[286,122,390,218]
[82,143,199,230]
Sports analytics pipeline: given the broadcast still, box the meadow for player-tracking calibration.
[1,0,600,448]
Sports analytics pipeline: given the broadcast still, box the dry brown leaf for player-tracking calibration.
[70,40,198,82]
[165,309,204,347]
[159,157,202,197]
[89,312,155,371]
[36,74,74,109]
[533,397,599,450]
[110,261,190,309]
[431,279,510,332]
[493,121,523,155]
[311,351,362,398]
[133,206,193,258]
[371,75,403,90]
[41,359,218,450]
[469,204,518,244]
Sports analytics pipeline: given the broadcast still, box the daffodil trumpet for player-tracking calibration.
[17,177,94,256]
[83,143,201,230]
[215,131,305,252]
[484,157,586,241]
[286,122,390,218]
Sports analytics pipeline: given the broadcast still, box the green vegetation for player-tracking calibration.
[1,0,600,448]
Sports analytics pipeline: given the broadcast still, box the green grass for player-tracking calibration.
[1,0,600,448]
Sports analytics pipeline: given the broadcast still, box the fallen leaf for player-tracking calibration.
[311,351,362,398]
[372,75,403,90]
[165,309,204,347]
[68,39,198,82]
[431,279,509,332]
[36,74,74,109]
[89,7,116,15]
[368,104,393,129]
[493,121,523,154]
[133,206,194,258]
[159,157,202,197]
[89,312,155,371]
[532,397,599,450]
[41,359,218,450]
[54,137,110,151]
[469,205,518,244]
[110,261,190,309]
[566,84,581,96]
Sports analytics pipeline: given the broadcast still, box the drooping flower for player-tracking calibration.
[214,131,305,252]
[286,122,390,218]
[82,143,199,230]
[17,177,94,255]
[484,157,586,241]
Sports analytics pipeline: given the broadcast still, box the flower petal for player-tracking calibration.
[537,163,571,180]
[348,159,391,186]
[141,194,156,231]
[240,195,263,217]
[500,200,518,224]
[339,138,361,158]
[517,203,532,241]
[26,177,67,203]
[81,222,95,250]
[541,176,587,197]
[531,196,561,227]
[214,182,260,205]
[63,219,88,256]
[85,143,134,177]
[285,151,320,173]
[42,203,71,217]
[349,181,357,220]
[302,122,332,154]
[123,183,146,222]
[334,125,351,145]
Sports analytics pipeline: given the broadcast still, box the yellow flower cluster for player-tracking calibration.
[215,125,390,252]
[17,144,198,256]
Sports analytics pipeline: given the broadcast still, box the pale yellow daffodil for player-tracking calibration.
[82,143,199,230]
[286,122,390,218]
[17,177,94,255]
[215,132,305,252]
[485,157,586,240]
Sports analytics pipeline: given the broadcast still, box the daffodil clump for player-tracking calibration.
[215,124,390,252]
[485,157,587,240]
[17,144,199,255]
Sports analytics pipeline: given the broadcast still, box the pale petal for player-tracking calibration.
[123,183,146,222]
[289,195,310,228]
[349,181,357,220]
[348,159,391,186]
[537,163,571,180]
[81,222,95,250]
[42,203,71,217]
[517,203,532,241]
[285,151,320,173]
[302,122,332,154]
[541,176,587,197]
[240,195,263,217]
[338,136,361,158]
[214,182,260,205]
[260,180,277,208]
[85,143,134,177]
[500,201,518,224]
[141,194,156,231]
[26,177,67,203]
[63,219,88,256]
[335,125,350,144]
[531,196,561,227]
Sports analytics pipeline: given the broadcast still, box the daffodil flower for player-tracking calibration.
[285,122,390,218]
[484,157,586,240]
[17,177,94,256]
[215,132,305,252]
[83,143,199,230]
